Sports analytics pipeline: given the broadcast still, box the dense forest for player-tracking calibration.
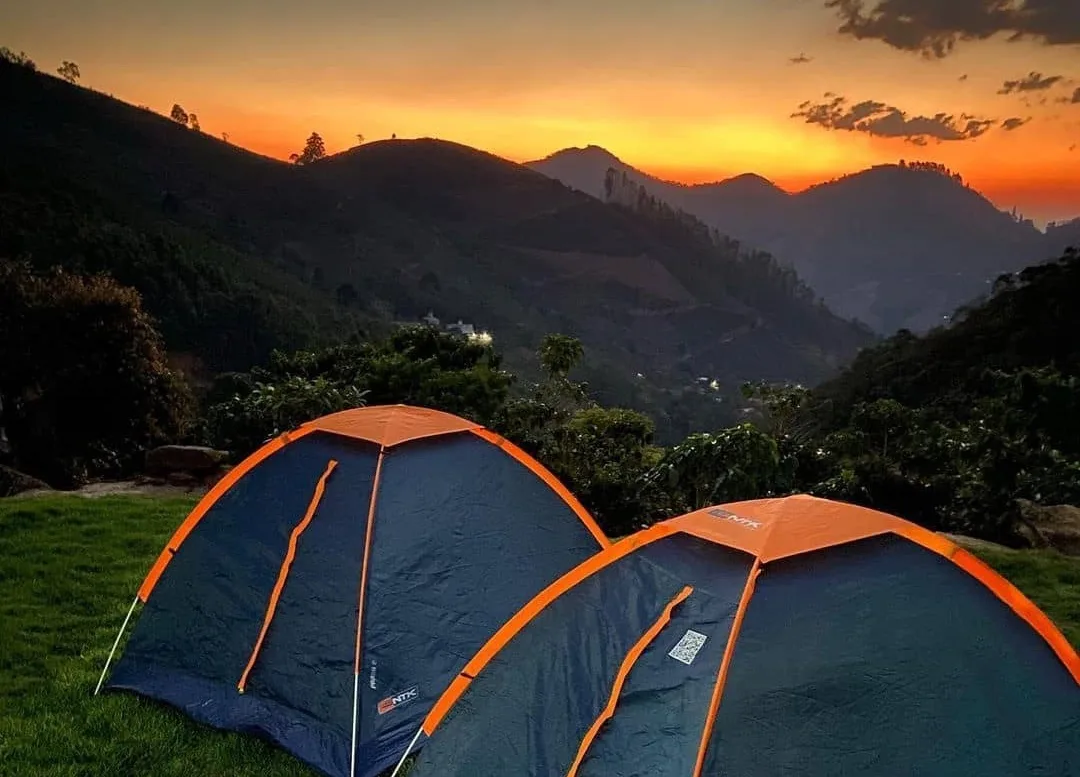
[3,247,1078,550]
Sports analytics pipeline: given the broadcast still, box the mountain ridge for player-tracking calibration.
[528,146,1070,334]
[0,59,874,441]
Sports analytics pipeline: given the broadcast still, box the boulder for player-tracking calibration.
[145,445,229,476]
[1016,499,1080,556]
[0,464,52,497]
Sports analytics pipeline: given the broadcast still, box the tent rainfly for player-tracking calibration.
[404,494,1080,777]
[96,405,608,777]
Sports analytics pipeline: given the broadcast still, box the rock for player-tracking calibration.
[939,532,1012,555]
[0,464,52,497]
[145,445,229,476]
[165,471,199,487]
[1016,499,1080,556]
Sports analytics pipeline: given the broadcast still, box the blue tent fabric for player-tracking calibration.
[409,498,1080,777]
[105,408,606,777]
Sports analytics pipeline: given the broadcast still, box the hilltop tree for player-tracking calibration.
[56,61,80,83]
[0,47,36,70]
[189,113,201,132]
[290,132,326,165]
[169,103,189,126]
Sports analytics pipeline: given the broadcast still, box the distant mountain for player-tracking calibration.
[0,60,875,441]
[528,148,1065,334]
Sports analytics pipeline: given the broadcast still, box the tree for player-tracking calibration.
[290,132,326,165]
[56,60,80,83]
[0,260,194,486]
[207,376,368,454]
[222,132,230,143]
[555,407,660,536]
[356,133,365,144]
[189,113,201,132]
[539,333,584,378]
[642,424,789,515]
[0,47,36,70]
[169,103,189,126]
[205,326,513,456]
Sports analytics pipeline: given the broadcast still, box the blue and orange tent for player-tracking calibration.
[95,405,608,777]
[405,495,1080,776]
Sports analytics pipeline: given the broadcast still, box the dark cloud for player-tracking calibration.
[999,72,1065,94]
[1059,87,1080,103]
[1000,116,1031,130]
[959,73,969,81]
[792,94,996,145]
[824,0,1080,58]
[789,53,813,64]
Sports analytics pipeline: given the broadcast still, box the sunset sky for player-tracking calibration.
[4,0,1080,225]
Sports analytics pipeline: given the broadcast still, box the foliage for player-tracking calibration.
[0,46,36,70]
[289,132,326,165]
[642,424,790,516]
[0,260,195,487]
[206,377,368,454]
[169,103,189,125]
[205,326,512,456]
[56,61,80,84]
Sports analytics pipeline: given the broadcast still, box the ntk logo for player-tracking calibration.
[377,685,419,715]
[706,507,763,530]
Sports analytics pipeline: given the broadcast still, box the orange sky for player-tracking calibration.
[4,0,1080,225]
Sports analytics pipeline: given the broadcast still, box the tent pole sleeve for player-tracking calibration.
[565,585,694,777]
[691,558,762,776]
[94,595,140,695]
[350,445,387,777]
[238,458,339,693]
[389,726,424,777]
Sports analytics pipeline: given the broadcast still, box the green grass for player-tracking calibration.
[1,495,1078,776]
[0,495,318,777]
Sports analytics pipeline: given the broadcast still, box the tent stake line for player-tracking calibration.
[94,595,140,695]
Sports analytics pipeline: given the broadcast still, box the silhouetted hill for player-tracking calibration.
[528,148,1062,334]
[1,59,875,438]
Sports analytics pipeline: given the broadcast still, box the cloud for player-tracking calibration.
[792,94,996,145]
[824,0,1080,58]
[1058,86,1080,103]
[958,74,969,81]
[1000,116,1032,130]
[998,72,1065,94]
[789,53,813,64]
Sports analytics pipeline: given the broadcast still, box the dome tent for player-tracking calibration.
[404,494,1080,777]
[95,405,608,777]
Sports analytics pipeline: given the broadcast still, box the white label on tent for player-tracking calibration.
[668,629,708,665]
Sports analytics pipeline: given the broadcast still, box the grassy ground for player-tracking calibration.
[1,495,1078,776]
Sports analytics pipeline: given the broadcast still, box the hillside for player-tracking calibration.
[0,60,874,439]
[810,248,1080,426]
[528,148,1064,334]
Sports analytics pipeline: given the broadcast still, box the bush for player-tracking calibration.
[0,259,194,486]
